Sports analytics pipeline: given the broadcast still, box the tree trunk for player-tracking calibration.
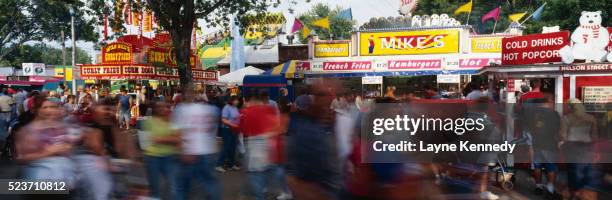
[172,31,194,94]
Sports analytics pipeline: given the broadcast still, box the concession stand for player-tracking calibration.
[80,34,218,93]
[299,23,523,98]
[478,25,612,165]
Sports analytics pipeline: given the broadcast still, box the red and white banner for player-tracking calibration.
[502,31,570,65]
[193,69,218,80]
[387,59,441,70]
[459,58,501,68]
[323,61,372,71]
[607,27,612,52]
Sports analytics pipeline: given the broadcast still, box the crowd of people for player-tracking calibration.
[0,78,610,200]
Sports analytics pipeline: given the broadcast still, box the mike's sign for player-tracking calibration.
[501,31,570,65]
[359,30,460,56]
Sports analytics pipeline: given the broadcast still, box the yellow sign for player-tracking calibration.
[314,43,350,57]
[471,37,502,53]
[359,30,460,56]
[54,67,72,80]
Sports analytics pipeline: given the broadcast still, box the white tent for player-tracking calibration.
[218,66,264,85]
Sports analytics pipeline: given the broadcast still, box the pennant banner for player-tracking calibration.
[337,8,353,20]
[291,19,303,33]
[508,12,527,22]
[302,26,310,39]
[481,7,501,23]
[143,11,153,32]
[454,0,472,15]
[312,17,330,29]
[103,15,109,39]
[532,3,546,21]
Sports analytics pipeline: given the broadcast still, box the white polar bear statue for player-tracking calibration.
[411,15,422,27]
[560,11,610,64]
[440,14,450,26]
[430,14,441,27]
[542,26,560,33]
[421,15,431,27]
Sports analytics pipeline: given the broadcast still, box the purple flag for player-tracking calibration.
[481,7,501,23]
[291,19,303,33]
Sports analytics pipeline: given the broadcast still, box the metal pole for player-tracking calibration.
[61,30,67,83]
[71,10,77,96]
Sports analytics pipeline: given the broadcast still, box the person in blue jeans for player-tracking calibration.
[142,101,181,198]
[216,96,241,172]
[172,94,221,200]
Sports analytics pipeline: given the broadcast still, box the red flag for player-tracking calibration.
[123,4,132,25]
[291,19,303,33]
[103,15,108,40]
[481,7,501,23]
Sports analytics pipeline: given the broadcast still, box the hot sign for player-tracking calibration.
[501,31,570,65]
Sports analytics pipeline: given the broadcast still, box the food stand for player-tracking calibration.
[297,20,523,98]
[80,34,218,94]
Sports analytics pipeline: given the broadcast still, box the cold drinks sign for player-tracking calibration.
[501,31,570,65]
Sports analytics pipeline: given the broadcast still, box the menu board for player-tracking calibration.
[582,86,612,112]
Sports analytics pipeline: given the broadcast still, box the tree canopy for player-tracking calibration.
[0,0,97,63]
[297,3,355,43]
[0,44,92,67]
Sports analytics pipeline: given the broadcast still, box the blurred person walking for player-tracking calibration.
[240,94,280,200]
[172,92,221,200]
[216,96,241,172]
[526,94,562,197]
[14,97,78,197]
[286,82,341,200]
[73,97,137,200]
[142,100,181,199]
[561,99,600,200]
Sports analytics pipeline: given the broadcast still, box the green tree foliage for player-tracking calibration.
[297,3,355,43]
[0,44,92,67]
[90,0,279,90]
[0,0,97,63]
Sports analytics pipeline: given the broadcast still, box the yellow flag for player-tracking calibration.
[312,17,330,29]
[508,12,527,22]
[454,0,472,15]
[143,11,153,32]
[132,12,140,26]
[302,26,310,39]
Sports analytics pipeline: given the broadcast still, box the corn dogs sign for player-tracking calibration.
[359,30,460,56]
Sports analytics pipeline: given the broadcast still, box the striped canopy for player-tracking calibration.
[264,60,302,79]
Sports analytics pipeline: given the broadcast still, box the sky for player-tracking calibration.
[68,0,403,62]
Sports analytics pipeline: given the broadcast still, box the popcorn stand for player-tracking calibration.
[478,12,612,164]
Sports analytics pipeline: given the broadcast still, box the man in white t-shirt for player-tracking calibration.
[172,94,221,200]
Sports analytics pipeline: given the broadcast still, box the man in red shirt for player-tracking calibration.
[519,79,545,103]
[240,94,281,200]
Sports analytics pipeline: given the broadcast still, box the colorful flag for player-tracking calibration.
[532,3,546,21]
[508,12,527,22]
[312,17,330,29]
[132,11,140,26]
[301,26,310,39]
[399,0,418,16]
[454,0,472,15]
[143,11,152,32]
[123,3,132,25]
[291,18,303,33]
[103,15,108,40]
[481,7,501,23]
[337,8,353,20]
